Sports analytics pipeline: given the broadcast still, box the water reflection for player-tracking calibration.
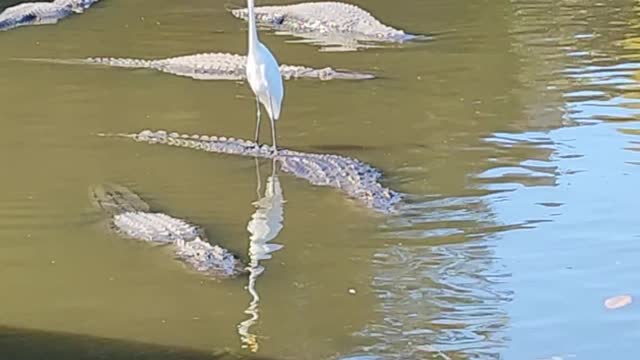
[351,133,557,358]
[270,31,417,53]
[350,0,640,358]
[237,159,285,353]
[472,1,640,358]
[350,198,513,359]
[273,31,380,53]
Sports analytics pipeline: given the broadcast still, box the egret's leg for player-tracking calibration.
[254,97,261,144]
[270,115,277,154]
[270,157,277,180]
[267,96,277,154]
[254,157,262,199]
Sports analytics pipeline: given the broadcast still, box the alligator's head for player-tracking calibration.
[175,238,248,278]
[67,0,98,13]
[197,247,247,278]
[257,12,285,26]
[231,8,286,26]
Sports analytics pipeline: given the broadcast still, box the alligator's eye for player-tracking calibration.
[273,15,285,25]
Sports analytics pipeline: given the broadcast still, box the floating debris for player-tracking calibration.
[604,294,632,309]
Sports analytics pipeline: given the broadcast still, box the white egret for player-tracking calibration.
[245,0,284,151]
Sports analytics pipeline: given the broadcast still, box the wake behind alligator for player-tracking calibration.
[0,0,99,31]
[91,183,246,278]
[114,130,402,213]
[231,1,428,51]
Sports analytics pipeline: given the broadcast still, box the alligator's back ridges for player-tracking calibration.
[122,130,402,213]
[91,183,246,278]
[230,1,424,50]
[85,57,156,69]
[0,0,100,32]
[84,53,375,81]
[112,212,204,244]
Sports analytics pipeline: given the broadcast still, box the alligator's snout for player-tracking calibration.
[255,12,285,26]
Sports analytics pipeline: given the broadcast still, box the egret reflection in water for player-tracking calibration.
[237,159,285,352]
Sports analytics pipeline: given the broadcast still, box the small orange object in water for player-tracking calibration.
[604,295,632,309]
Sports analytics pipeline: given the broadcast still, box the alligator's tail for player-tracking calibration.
[90,183,151,215]
[8,57,88,65]
[9,56,154,69]
[83,57,156,69]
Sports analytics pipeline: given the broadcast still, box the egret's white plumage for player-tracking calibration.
[245,0,284,151]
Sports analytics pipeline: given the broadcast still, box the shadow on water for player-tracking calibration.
[0,325,277,360]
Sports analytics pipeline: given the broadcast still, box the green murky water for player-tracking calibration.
[1,0,639,359]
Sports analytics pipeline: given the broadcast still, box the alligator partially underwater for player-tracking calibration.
[0,0,99,31]
[81,53,375,81]
[230,1,427,50]
[91,183,246,278]
[110,130,402,213]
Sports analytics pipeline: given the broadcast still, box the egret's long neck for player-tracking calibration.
[247,0,259,54]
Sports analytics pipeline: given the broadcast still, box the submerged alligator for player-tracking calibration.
[91,183,246,278]
[82,53,375,81]
[0,0,99,31]
[230,1,426,50]
[112,130,402,213]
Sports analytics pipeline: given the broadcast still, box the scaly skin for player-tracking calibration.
[231,1,424,50]
[118,130,402,213]
[84,52,375,81]
[0,0,99,31]
[90,183,246,278]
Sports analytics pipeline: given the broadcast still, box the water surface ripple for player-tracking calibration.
[348,0,640,358]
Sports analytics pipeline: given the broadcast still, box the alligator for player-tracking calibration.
[82,53,375,81]
[90,183,246,278]
[230,1,427,51]
[111,130,402,213]
[0,0,99,31]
